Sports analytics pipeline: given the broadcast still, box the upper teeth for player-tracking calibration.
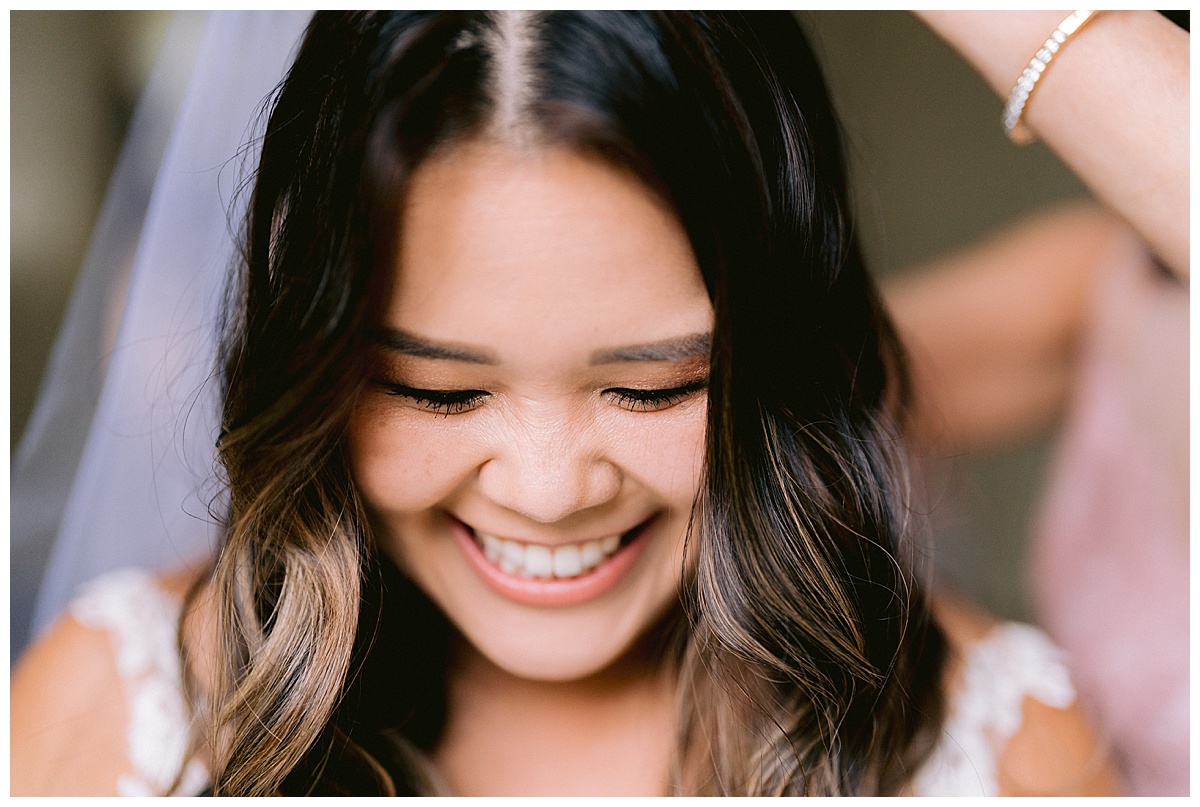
[477,532,622,579]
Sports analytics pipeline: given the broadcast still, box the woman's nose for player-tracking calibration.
[476,415,621,524]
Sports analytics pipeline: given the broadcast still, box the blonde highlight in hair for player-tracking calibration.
[199,403,373,794]
[669,408,943,795]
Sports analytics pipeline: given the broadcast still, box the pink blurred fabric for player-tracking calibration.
[1031,234,1189,796]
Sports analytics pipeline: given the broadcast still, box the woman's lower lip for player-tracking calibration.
[450,518,652,607]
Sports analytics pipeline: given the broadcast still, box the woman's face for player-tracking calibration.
[348,141,713,682]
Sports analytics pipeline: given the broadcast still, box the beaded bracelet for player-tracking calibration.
[1003,10,1098,145]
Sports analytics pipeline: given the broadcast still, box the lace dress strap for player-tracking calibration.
[911,621,1077,796]
[69,568,209,796]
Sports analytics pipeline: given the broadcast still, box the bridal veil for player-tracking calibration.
[12,11,314,655]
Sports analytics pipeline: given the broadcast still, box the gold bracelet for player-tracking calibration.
[1003,10,1099,145]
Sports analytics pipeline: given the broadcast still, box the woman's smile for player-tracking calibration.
[347,140,712,682]
[450,514,656,606]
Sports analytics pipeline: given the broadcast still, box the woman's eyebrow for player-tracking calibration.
[373,328,498,364]
[373,328,712,365]
[589,332,712,365]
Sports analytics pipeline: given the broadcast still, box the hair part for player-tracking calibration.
[482,10,541,146]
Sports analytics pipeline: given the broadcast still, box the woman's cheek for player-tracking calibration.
[611,405,707,503]
[347,404,487,514]
[349,396,708,514]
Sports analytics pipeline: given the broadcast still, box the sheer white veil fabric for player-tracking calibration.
[12,11,314,655]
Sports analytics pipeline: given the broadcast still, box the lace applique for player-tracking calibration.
[69,568,209,796]
[911,622,1076,796]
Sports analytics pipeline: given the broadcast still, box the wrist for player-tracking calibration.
[915,10,1086,99]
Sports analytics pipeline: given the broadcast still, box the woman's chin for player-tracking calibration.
[452,606,648,684]
[445,585,684,686]
[473,638,621,684]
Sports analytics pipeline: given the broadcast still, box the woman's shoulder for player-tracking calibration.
[922,595,1119,796]
[11,566,210,796]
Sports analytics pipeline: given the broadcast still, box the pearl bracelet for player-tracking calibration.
[1003,10,1098,145]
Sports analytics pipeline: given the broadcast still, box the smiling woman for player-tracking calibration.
[350,142,712,682]
[11,10,1144,797]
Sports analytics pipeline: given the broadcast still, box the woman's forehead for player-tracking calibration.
[384,140,712,362]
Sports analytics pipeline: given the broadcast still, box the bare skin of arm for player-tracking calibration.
[11,567,216,796]
[11,614,133,795]
[915,10,1188,280]
[884,202,1139,453]
[931,597,1121,796]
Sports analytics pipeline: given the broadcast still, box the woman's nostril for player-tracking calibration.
[476,454,621,524]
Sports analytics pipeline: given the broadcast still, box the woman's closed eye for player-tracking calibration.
[373,377,708,415]
[374,380,489,415]
[604,378,707,412]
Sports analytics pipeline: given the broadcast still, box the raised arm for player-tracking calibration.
[914,10,1188,280]
[885,202,1136,453]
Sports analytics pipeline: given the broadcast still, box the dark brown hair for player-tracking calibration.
[201,11,945,795]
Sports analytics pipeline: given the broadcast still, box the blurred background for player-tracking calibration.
[11,12,1100,653]
[11,11,175,445]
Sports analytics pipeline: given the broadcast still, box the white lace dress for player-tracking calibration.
[70,568,1077,796]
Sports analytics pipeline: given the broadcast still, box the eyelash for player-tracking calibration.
[604,379,708,412]
[373,378,707,415]
[375,381,489,416]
